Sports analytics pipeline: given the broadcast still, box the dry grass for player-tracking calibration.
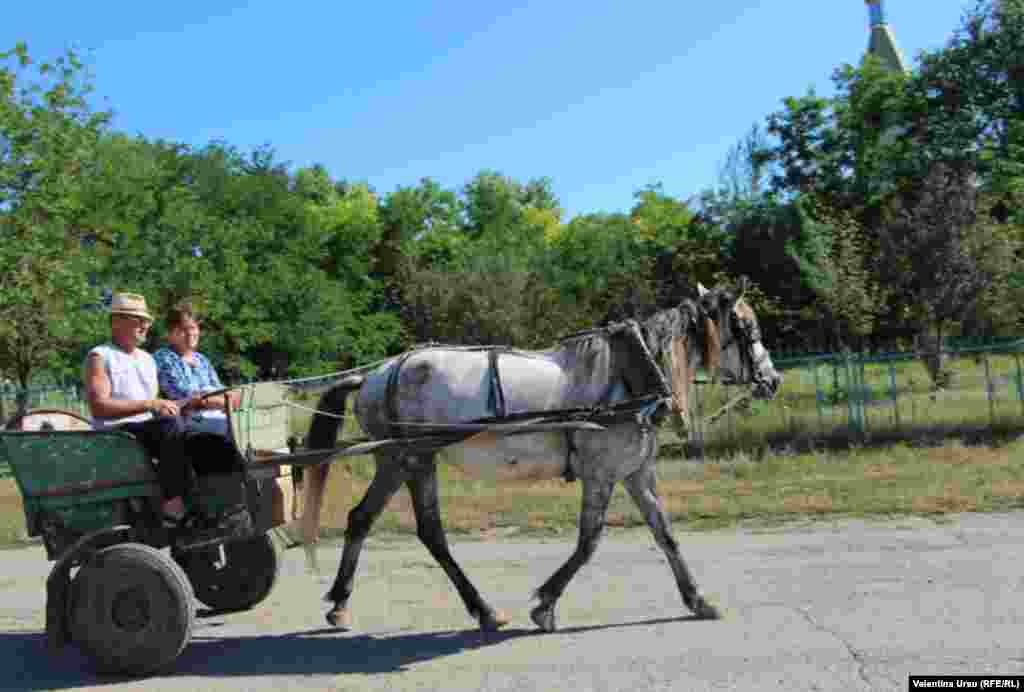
[4,438,1019,544]
[0,479,27,545]
[304,436,1024,538]
[4,437,1021,545]
[4,375,1024,545]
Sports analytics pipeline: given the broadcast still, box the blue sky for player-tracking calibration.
[5,1,969,219]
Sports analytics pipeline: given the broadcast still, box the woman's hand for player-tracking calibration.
[189,391,239,412]
[150,399,181,417]
[177,395,203,414]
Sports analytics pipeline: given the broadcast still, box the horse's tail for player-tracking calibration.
[301,374,365,572]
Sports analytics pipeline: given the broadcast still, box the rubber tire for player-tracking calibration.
[173,532,281,612]
[69,543,194,676]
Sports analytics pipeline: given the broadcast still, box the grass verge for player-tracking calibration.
[2,437,1023,546]
[306,435,1024,539]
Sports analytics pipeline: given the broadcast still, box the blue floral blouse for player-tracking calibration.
[153,347,224,401]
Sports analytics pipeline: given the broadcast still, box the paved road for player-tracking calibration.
[2,513,1023,692]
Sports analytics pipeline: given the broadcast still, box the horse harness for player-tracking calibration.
[379,317,686,481]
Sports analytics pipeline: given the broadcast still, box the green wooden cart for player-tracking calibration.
[0,383,337,676]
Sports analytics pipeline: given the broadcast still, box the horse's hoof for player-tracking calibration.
[530,604,556,633]
[689,595,722,620]
[479,608,511,632]
[326,607,352,629]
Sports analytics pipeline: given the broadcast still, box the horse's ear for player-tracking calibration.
[697,282,709,298]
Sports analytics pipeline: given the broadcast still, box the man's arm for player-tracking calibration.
[84,353,180,418]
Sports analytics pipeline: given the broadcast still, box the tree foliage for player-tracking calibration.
[3,2,1024,397]
[0,44,110,389]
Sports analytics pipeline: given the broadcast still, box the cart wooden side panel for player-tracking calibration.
[0,429,160,556]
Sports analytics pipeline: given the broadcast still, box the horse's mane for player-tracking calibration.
[549,298,718,409]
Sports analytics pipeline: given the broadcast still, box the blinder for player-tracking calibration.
[697,291,770,392]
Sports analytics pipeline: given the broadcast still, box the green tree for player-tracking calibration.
[915,0,1024,213]
[460,171,560,255]
[376,177,464,294]
[879,164,1015,385]
[543,212,657,327]
[0,43,111,408]
[716,123,773,201]
[629,183,693,249]
[785,198,883,350]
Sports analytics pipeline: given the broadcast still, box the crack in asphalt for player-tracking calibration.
[733,600,875,689]
[790,606,874,691]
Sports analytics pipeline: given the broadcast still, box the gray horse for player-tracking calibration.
[301,282,781,632]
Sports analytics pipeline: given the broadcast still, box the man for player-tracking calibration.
[83,292,191,522]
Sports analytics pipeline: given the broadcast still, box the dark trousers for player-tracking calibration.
[115,416,190,500]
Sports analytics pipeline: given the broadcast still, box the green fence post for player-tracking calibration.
[1015,353,1024,420]
[843,354,852,436]
[813,363,824,434]
[844,352,862,439]
[889,360,900,430]
[859,358,869,436]
[983,354,995,429]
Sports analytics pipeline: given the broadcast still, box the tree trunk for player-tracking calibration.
[917,328,953,390]
[14,389,29,419]
[15,368,32,418]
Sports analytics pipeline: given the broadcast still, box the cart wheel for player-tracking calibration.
[69,543,194,676]
[173,532,280,611]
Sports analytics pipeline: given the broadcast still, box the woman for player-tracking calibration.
[154,302,252,537]
[154,302,239,437]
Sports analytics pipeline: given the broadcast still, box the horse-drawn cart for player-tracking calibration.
[0,383,342,676]
[0,281,785,674]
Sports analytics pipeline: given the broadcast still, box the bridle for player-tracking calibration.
[700,296,773,394]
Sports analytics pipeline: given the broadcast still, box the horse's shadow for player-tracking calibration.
[0,615,696,690]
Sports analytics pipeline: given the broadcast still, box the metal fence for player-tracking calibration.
[686,338,1024,453]
[6,338,1024,449]
[0,381,89,423]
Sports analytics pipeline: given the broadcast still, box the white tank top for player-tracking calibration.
[87,345,159,428]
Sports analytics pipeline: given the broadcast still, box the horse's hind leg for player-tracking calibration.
[531,478,615,633]
[324,455,407,629]
[405,456,509,632]
[623,466,720,620]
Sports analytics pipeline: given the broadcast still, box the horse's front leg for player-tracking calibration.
[531,477,615,632]
[406,455,509,632]
[624,465,720,620]
[325,455,407,629]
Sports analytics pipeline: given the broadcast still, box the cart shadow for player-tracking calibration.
[0,615,695,689]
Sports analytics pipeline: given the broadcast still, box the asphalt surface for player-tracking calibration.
[2,512,1023,692]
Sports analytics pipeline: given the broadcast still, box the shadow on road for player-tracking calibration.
[2,615,695,690]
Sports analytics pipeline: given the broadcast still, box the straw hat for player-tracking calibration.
[110,293,154,322]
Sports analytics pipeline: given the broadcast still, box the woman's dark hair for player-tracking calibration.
[165,302,199,331]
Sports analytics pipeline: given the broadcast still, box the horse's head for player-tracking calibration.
[697,279,782,400]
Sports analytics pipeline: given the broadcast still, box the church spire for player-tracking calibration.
[864,0,909,73]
